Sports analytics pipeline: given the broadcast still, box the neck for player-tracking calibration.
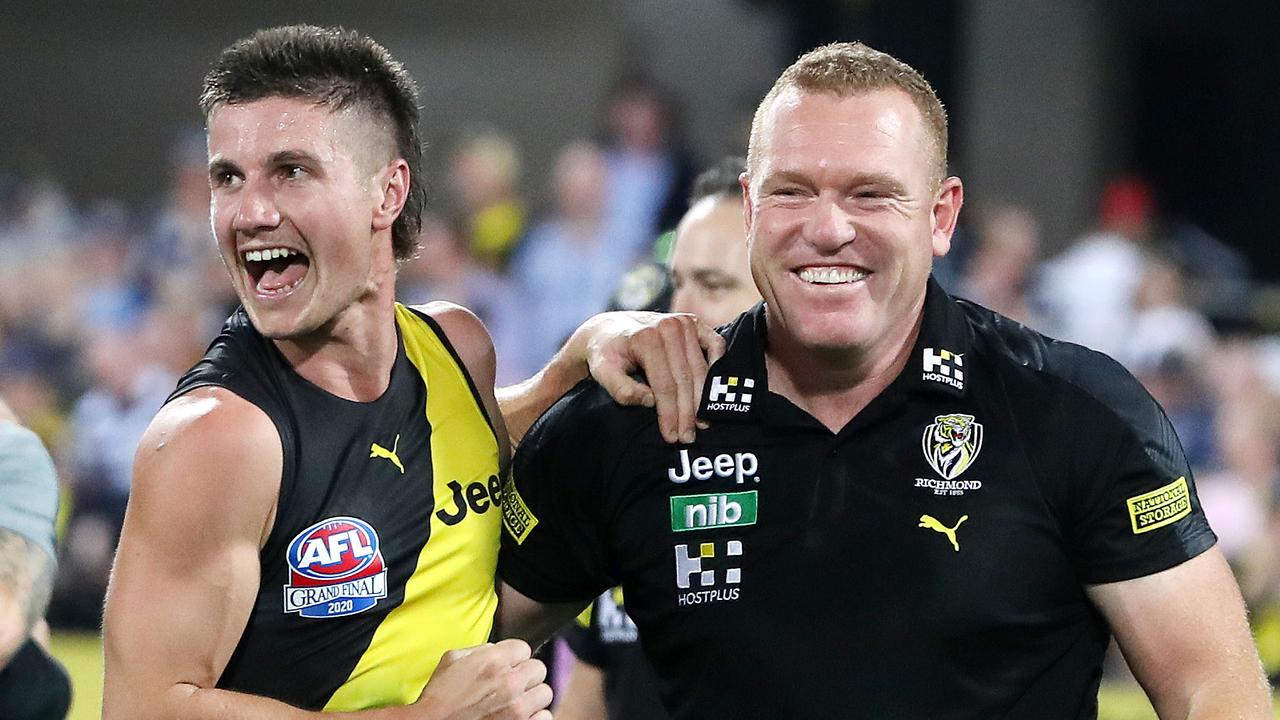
[764,303,924,433]
[274,278,399,403]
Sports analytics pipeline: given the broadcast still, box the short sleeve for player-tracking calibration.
[498,384,618,603]
[0,423,59,562]
[1044,353,1216,584]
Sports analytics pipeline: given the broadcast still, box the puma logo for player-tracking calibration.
[370,435,404,474]
[918,514,968,552]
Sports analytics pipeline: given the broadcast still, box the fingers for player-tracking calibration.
[418,641,548,720]
[514,655,548,691]
[695,316,728,366]
[586,311,719,444]
[691,317,724,431]
[491,638,534,665]
[593,365,655,409]
[634,316,697,444]
[517,680,553,718]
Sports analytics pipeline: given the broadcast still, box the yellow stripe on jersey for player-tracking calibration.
[325,304,501,711]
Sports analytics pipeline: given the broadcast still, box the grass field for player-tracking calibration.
[44,630,1272,719]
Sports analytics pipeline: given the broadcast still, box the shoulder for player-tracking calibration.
[963,301,1174,453]
[519,379,656,465]
[409,301,496,382]
[132,387,281,541]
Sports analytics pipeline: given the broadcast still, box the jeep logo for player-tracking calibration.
[667,449,759,484]
[435,474,502,526]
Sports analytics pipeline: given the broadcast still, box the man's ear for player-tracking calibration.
[372,158,411,232]
[930,176,964,258]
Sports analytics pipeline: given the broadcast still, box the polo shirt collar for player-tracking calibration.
[697,276,973,427]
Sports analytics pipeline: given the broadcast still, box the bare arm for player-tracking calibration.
[498,583,589,648]
[102,388,306,719]
[1088,547,1271,719]
[554,660,608,720]
[0,401,57,669]
[0,530,54,669]
[497,312,726,449]
[105,386,552,720]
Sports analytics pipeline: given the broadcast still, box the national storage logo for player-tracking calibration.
[1126,477,1192,534]
[670,491,757,532]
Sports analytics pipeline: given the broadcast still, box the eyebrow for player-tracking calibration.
[764,169,909,196]
[208,157,239,179]
[689,268,739,285]
[267,149,319,167]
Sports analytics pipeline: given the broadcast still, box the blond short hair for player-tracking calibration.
[748,42,949,184]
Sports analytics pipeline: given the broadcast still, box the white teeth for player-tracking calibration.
[243,247,298,263]
[798,267,866,284]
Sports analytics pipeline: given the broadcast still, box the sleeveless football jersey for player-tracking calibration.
[169,304,501,710]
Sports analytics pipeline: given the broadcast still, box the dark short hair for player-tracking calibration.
[689,156,747,206]
[200,25,425,261]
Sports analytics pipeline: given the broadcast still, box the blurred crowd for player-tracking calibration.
[5,74,1280,683]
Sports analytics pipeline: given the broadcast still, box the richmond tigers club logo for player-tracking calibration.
[922,413,984,480]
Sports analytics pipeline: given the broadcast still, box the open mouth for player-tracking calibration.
[796,266,869,285]
[242,247,311,297]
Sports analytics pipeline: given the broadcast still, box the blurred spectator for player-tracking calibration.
[601,77,695,252]
[956,204,1046,330]
[512,141,642,372]
[137,129,217,301]
[1039,176,1155,358]
[0,175,75,264]
[1124,253,1218,468]
[74,200,148,331]
[450,127,527,270]
[55,326,173,626]
[399,214,525,385]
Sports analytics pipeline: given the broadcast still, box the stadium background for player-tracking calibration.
[2,1,1279,717]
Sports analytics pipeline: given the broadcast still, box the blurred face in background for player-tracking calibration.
[553,142,607,223]
[669,195,761,326]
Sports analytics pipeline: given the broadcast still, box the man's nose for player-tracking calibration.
[670,286,695,315]
[232,177,281,234]
[806,194,856,251]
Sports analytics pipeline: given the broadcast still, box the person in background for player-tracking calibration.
[0,395,71,719]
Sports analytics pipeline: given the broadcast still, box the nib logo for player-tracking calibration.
[670,492,757,532]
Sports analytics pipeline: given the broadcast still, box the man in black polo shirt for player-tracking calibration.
[499,42,1270,718]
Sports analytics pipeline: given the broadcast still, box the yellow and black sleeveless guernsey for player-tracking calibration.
[168,304,501,711]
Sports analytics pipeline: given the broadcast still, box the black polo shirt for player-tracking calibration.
[499,278,1216,719]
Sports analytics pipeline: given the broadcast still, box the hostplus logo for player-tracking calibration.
[923,348,965,390]
[674,540,743,606]
[705,375,754,413]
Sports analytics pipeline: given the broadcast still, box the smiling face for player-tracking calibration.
[206,96,401,340]
[745,87,961,365]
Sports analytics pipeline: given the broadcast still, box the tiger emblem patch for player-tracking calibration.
[923,413,984,480]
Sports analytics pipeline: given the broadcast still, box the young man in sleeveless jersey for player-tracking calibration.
[103,26,720,720]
